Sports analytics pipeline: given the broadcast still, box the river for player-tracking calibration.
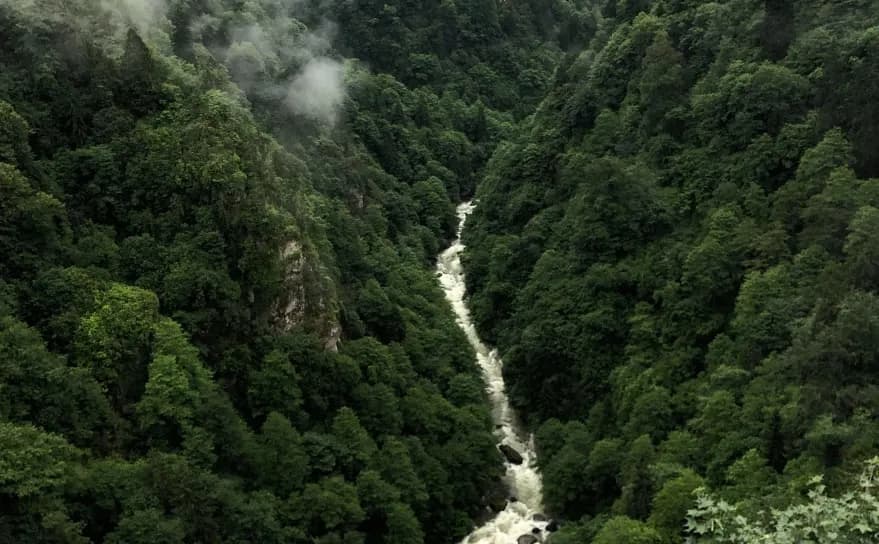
[436,202,551,544]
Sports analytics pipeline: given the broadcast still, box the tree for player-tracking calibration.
[355,469,400,515]
[557,156,665,264]
[247,349,304,422]
[638,31,685,135]
[844,206,879,289]
[351,383,403,436]
[137,319,209,433]
[594,516,662,544]
[118,29,165,116]
[74,284,160,409]
[0,163,68,278]
[293,476,366,535]
[772,129,853,232]
[356,280,406,343]
[730,265,800,366]
[760,0,795,60]
[374,438,428,510]
[616,435,657,520]
[385,502,424,544]
[0,100,31,168]
[0,422,77,498]
[331,408,378,479]
[723,449,776,504]
[687,458,879,542]
[648,469,705,541]
[252,413,308,498]
[0,316,115,448]
[693,62,810,150]
[104,509,185,544]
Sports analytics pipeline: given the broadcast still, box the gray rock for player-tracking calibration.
[488,497,507,512]
[532,513,547,522]
[546,520,559,532]
[498,444,524,465]
[517,535,539,544]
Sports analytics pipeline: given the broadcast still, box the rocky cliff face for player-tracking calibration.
[273,238,341,351]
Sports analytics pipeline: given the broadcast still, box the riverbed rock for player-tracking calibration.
[531,527,541,534]
[532,513,547,522]
[484,482,508,513]
[517,535,539,544]
[546,520,559,532]
[498,444,524,464]
[488,497,506,512]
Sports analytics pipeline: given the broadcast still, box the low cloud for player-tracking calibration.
[284,57,346,125]
[219,15,347,126]
[101,0,168,38]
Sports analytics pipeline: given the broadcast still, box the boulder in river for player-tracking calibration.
[517,535,539,544]
[498,444,524,465]
[532,513,547,522]
[531,527,541,534]
[546,520,559,532]
[488,497,506,512]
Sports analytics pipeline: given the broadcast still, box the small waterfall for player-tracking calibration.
[436,202,550,544]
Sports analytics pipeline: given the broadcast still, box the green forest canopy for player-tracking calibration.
[464,0,879,541]
[4,0,879,542]
[0,0,576,541]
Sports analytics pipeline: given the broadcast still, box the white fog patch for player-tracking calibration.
[0,0,169,49]
[216,13,348,126]
[101,0,168,38]
[298,21,336,59]
[284,57,347,125]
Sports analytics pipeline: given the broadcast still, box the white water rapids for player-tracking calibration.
[437,202,550,544]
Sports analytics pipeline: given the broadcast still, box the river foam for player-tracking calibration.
[437,202,549,544]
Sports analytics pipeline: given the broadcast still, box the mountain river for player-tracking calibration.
[437,202,551,544]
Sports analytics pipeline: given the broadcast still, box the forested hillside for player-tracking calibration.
[7,0,879,541]
[0,0,590,541]
[464,0,879,541]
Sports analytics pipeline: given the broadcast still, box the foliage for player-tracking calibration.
[0,0,581,540]
[464,0,879,541]
[687,458,879,543]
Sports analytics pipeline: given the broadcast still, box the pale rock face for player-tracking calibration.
[275,240,308,330]
[272,239,342,352]
[324,322,342,352]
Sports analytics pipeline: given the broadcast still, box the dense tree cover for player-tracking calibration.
[464,0,879,540]
[0,0,587,541]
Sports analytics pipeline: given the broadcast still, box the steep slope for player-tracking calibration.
[465,0,879,540]
[0,0,583,542]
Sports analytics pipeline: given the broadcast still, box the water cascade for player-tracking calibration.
[437,202,552,544]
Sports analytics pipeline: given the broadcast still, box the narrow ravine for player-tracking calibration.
[437,202,552,544]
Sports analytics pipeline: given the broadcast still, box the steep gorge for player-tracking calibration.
[439,203,551,544]
[0,0,583,542]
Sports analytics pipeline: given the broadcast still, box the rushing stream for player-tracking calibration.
[437,202,551,544]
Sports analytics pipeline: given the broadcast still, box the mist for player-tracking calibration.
[2,0,350,126]
[216,11,348,126]
[101,0,168,38]
[284,57,347,125]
